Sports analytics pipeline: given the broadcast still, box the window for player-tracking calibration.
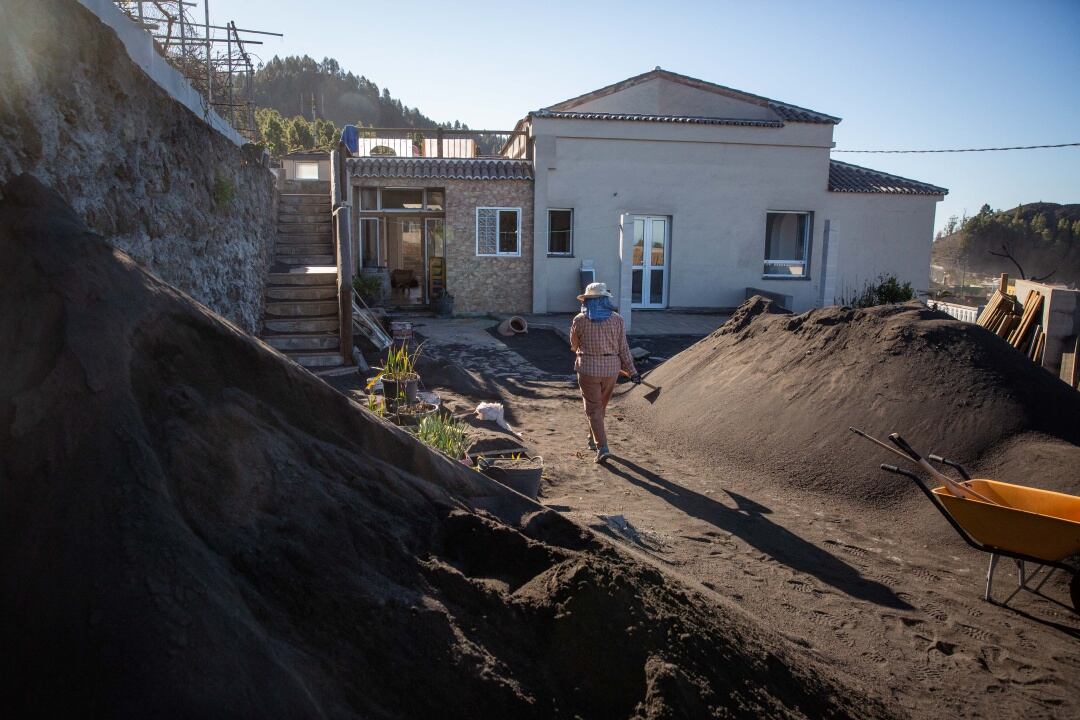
[381,188,424,210]
[426,189,445,212]
[764,212,811,277]
[360,188,378,210]
[295,161,319,180]
[548,209,573,255]
[476,207,521,256]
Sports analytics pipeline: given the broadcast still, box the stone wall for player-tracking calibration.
[351,177,534,314]
[0,0,276,333]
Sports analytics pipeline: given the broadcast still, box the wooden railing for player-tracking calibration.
[345,127,530,159]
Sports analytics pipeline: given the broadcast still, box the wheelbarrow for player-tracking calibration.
[851,429,1080,613]
[880,458,1080,614]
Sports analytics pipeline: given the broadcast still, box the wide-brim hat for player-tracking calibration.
[577,282,613,302]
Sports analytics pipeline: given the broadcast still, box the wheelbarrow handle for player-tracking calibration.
[927,454,972,481]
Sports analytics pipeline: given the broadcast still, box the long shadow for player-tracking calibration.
[604,456,912,609]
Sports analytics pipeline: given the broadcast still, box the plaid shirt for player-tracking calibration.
[570,312,636,378]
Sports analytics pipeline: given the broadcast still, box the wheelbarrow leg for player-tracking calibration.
[985,553,1000,601]
[1017,560,1026,589]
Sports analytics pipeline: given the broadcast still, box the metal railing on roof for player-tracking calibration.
[348,127,530,160]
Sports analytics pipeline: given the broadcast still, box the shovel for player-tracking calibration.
[621,370,662,403]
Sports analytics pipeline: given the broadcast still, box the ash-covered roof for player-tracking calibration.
[828,160,947,196]
[347,157,533,181]
[531,109,783,127]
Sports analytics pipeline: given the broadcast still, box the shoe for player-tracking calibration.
[587,436,597,451]
[594,446,612,464]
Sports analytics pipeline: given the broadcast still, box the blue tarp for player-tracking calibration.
[339,124,359,156]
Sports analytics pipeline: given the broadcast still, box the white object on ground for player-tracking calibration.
[475,402,523,439]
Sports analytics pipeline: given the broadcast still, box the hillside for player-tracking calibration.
[932,202,1080,287]
[249,55,463,130]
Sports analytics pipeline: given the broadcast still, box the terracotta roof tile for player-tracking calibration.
[347,157,533,181]
[531,109,783,127]
[828,160,947,195]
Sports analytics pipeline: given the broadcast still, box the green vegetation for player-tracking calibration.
[352,273,382,303]
[839,274,914,308]
[933,202,1080,285]
[211,173,234,207]
[255,107,338,156]
[415,413,471,460]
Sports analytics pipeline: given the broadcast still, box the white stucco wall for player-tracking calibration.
[824,193,939,304]
[567,77,779,121]
[530,117,942,316]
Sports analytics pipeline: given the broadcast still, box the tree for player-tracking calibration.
[262,113,285,155]
[286,116,315,152]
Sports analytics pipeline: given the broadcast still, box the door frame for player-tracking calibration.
[630,215,670,309]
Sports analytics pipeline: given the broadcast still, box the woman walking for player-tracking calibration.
[570,283,641,463]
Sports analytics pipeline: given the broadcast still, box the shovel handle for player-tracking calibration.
[620,370,658,389]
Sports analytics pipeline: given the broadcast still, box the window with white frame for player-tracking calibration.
[764,211,811,277]
[548,209,573,255]
[295,161,319,180]
[476,207,521,256]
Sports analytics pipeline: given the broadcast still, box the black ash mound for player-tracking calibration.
[0,178,890,719]
[628,296,1080,505]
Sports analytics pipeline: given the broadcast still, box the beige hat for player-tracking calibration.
[577,282,613,302]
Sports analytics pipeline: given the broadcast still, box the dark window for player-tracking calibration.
[548,209,573,255]
[360,188,378,210]
[764,212,811,277]
[426,189,445,211]
[477,208,520,256]
[381,188,424,210]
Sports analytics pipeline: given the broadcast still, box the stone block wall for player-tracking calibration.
[0,0,276,333]
[351,176,534,314]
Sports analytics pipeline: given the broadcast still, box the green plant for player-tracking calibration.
[837,274,915,308]
[211,173,234,207]
[353,273,382,301]
[366,393,384,417]
[380,342,423,380]
[415,413,470,459]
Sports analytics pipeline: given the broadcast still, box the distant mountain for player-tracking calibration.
[249,55,467,130]
[932,202,1080,288]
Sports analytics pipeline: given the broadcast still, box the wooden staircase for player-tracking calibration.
[260,181,344,371]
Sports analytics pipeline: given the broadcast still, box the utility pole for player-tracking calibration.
[204,0,212,104]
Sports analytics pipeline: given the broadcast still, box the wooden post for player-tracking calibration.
[336,204,354,364]
[999,273,1009,294]
[436,127,443,158]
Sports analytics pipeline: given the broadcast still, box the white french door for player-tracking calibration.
[631,216,669,308]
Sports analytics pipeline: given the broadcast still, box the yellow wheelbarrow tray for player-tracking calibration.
[880,457,1080,614]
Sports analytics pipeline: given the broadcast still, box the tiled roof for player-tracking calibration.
[347,157,533,181]
[531,109,783,127]
[545,68,841,125]
[828,160,947,195]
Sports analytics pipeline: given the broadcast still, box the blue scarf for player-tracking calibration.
[583,296,615,322]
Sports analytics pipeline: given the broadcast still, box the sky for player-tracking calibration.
[208,0,1080,233]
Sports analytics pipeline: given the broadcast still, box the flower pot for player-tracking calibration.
[381,373,419,407]
[478,456,544,500]
[392,401,438,427]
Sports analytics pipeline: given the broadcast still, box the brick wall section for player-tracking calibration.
[352,176,534,314]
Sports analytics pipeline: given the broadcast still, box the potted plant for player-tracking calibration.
[414,413,471,460]
[353,273,383,306]
[367,342,423,409]
[476,453,544,500]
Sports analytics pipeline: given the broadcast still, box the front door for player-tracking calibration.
[631,216,669,308]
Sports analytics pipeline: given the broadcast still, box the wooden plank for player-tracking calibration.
[1008,292,1041,348]
[999,273,1009,294]
[1071,335,1080,389]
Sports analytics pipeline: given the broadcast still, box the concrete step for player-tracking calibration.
[286,351,345,369]
[267,267,337,285]
[278,213,331,224]
[263,333,340,351]
[266,284,337,301]
[264,316,338,333]
[275,254,335,266]
[275,243,333,256]
[279,196,329,207]
[276,233,332,245]
[266,300,339,317]
[281,179,331,194]
[278,222,333,235]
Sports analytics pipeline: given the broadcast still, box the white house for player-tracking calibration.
[334,68,946,326]
[513,68,946,321]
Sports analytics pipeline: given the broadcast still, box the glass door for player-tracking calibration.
[631,216,669,308]
[426,218,446,300]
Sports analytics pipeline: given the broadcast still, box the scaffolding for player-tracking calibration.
[113,1,281,142]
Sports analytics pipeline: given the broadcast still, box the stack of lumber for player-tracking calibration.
[976,289,1046,364]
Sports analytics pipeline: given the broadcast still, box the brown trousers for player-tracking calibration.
[577,373,618,449]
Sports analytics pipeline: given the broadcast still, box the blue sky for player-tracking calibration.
[211,0,1080,232]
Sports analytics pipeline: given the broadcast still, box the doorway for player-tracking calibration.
[385,217,425,305]
[631,215,669,308]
